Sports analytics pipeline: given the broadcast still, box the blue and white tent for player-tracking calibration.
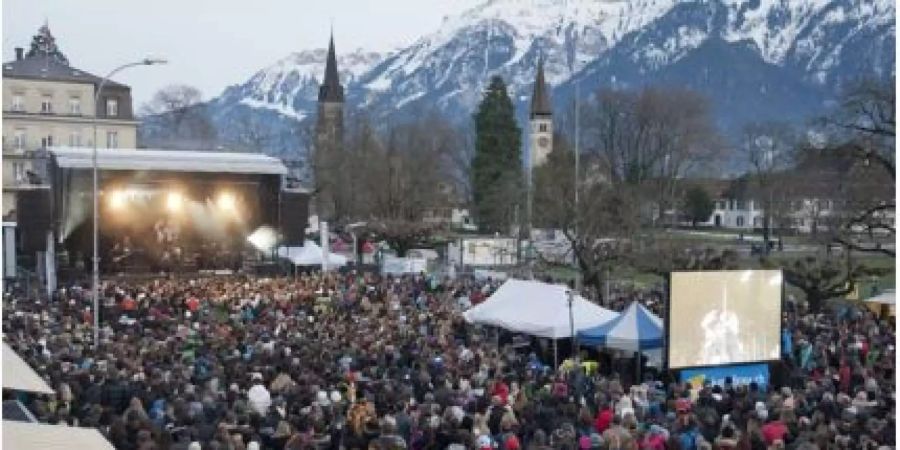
[577,301,663,352]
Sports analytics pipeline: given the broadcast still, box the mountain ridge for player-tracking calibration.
[138,0,895,173]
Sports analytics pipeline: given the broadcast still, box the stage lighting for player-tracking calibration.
[247,226,278,252]
[108,190,126,210]
[166,192,184,213]
[217,192,237,213]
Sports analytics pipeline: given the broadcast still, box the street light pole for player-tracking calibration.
[92,58,166,352]
[568,289,577,364]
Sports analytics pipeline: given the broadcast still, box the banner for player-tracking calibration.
[679,363,770,393]
[382,256,428,275]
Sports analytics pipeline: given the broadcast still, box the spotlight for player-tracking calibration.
[247,226,278,252]
[217,192,237,213]
[166,191,183,213]
[108,190,126,210]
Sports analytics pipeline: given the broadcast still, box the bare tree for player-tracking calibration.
[818,78,895,256]
[583,87,721,225]
[741,121,796,253]
[141,84,216,148]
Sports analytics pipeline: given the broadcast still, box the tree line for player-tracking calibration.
[142,75,894,311]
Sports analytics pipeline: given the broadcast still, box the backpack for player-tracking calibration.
[678,429,699,450]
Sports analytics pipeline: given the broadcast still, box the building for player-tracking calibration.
[312,32,345,220]
[2,23,137,220]
[529,56,553,169]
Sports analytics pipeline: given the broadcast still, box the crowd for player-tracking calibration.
[2,270,895,450]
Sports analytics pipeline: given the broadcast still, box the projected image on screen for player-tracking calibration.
[669,270,782,369]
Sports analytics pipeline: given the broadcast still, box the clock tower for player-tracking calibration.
[529,56,552,168]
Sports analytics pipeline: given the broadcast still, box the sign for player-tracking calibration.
[680,363,770,393]
[382,256,428,275]
[455,238,518,266]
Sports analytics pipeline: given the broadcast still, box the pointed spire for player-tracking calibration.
[318,29,344,103]
[26,20,69,66]
[530,54,551,118]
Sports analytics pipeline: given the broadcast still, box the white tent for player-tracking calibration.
[2,341,53,394]
[3,421,115,450]
[463,279,618,339]
[864,290,895,305]
[277,241,348,267]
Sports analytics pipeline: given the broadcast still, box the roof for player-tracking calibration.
[2,341,54,394]
[49,147,288,176]
[3,55,126,89]
[530,56,552,118]
[318,33,344,103]
[3,421,115,450]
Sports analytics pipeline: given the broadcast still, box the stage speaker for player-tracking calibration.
[280,191,309,246]
[16,188,52,253]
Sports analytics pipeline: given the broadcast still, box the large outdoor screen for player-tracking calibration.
[668,270,782,369]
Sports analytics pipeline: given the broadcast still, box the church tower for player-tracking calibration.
[529,56,553,168]
[314,31,345,219]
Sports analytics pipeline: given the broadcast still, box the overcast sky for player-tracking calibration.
[3,0,483,107]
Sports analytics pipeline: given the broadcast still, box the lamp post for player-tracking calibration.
[346,222,367,265]
[567,288,577,364]
[92,58,166,351]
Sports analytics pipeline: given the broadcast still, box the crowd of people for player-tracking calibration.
[2,270,895,450]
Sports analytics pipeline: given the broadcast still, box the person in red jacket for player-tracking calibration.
[594,402,614,433]
[492,377,510,405]
[760,414,789,446]
[839,360,851,393]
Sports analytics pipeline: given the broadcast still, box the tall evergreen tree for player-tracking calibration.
[472,76,523,234]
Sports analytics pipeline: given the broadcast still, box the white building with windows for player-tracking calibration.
[2,24,138,220]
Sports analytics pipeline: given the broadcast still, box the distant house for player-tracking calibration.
[688,146,892,234]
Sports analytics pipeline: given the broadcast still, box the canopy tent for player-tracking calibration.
[277,241,348,267]
[577,301,665,368]
[2,341,54,395]
[462,279,617,339]
[863,290,895,318]
[3,421,115,450]
[577,301,663,350]
[864,290,895,304]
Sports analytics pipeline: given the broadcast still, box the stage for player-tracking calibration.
[47,147,306,277]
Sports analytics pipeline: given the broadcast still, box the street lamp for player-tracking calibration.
[567,288,577,364]
[91,57,166,351]
[346,222,367,265]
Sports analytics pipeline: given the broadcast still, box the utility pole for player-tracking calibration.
[573,81,582,293]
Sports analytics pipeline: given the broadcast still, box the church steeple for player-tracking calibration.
[530,55,551,119]
[529,54,553,168]
[318,31,344,103]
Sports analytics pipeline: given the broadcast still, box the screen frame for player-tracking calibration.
[665,269,784,371]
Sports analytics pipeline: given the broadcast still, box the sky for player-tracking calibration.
[2,0,484,107]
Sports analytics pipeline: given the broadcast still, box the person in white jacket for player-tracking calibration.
[247,373,271,416]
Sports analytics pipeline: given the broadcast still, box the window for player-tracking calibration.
[106,131,118,148]
[13,129,25,150]
[11,94,24,112]
[106,98,118,117]
[538,123,548,132]
[736,216,745,227]
[12,162,25,183]
[69,131,81,147]
[41,96,53,113]
[69,97,81,114]
[41,135,53,148]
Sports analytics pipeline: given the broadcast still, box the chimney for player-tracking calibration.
[15,47,23,61]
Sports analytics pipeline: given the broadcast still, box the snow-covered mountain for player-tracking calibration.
[140,0,895,164]
[219,48,386,121]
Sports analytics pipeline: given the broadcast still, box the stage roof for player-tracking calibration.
[3,421,115,450]
[49,147,288,176]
